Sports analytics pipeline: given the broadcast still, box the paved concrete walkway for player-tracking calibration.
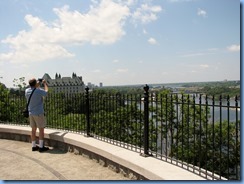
[0,139,129,180]
[0,125,210,180]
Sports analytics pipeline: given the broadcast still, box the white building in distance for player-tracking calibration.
[42,73,85,94]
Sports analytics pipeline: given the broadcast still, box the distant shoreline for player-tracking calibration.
[103,80,240,88]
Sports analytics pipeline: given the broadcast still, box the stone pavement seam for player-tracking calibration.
[0,147,67,180]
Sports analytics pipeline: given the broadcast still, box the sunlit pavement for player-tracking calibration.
[0,139,129,180]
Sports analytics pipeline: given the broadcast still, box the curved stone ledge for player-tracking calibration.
[0,124,206,180]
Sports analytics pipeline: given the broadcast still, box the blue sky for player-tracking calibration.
[0,0,240,88]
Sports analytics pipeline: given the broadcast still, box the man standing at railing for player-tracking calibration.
[25,78,49,152]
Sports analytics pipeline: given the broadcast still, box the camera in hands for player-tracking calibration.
[38,78,43,82]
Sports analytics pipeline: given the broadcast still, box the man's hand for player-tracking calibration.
[42,79,48,92]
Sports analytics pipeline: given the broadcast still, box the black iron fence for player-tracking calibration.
[0,86,240,180]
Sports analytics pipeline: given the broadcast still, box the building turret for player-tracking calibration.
[42,73,52,80]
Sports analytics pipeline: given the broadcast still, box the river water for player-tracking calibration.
[133,97,240,123]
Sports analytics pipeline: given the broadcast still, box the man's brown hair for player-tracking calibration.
[29,78,37,87]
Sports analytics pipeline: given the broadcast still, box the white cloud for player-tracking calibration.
[118,0,137,6]
[0,41,74,64]
[116,68,128,73]
[181,52,206,57]
[162,72,168,75]
[197,8,207,18]
[132,3,162,24]
[180,48,219,58]
[207,48,219,52]
[227,44,240,52]
[0,0,130,63]
[200,64,209,68]
[148,37,157,45]
[91,0,99,5]
[93,69,101,73]
[143,29,148,34]
[113,59,119,63]
[169,0,197,2]
[53,1,130,45]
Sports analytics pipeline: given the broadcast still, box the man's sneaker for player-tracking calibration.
[39,146,49,152]
[32,146,39,151]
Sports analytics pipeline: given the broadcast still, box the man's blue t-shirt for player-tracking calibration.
[25,87,48,115]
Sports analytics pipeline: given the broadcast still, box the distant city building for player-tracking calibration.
[42,73,85,94]
[99,82,103,88]
[87,82,96,89]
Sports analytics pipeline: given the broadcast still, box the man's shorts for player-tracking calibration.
[29,114,46,128]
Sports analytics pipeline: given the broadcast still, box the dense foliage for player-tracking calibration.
[181,81,240,98]
[201,86,240,99]
[0,83,27,124]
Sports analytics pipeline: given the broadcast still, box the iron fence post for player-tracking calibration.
[141,84,150,157]
[85,86,90,137]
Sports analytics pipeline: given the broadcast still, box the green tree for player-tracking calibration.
[90,99,145,147]
[44,93,86,130]
[0,83,10,122]
[170,94,210,166]
[12,77,27,96]
[206,120,240,180]
[151,90,177,155]
[0,83,27,124]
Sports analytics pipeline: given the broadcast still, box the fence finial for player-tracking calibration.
[144,84,149,92]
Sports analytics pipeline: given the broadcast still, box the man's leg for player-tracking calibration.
[31,127,39,151]
[38,127,44,148]
[30,115,38,151]
[37,115,49,152]
[31,127,37,142]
